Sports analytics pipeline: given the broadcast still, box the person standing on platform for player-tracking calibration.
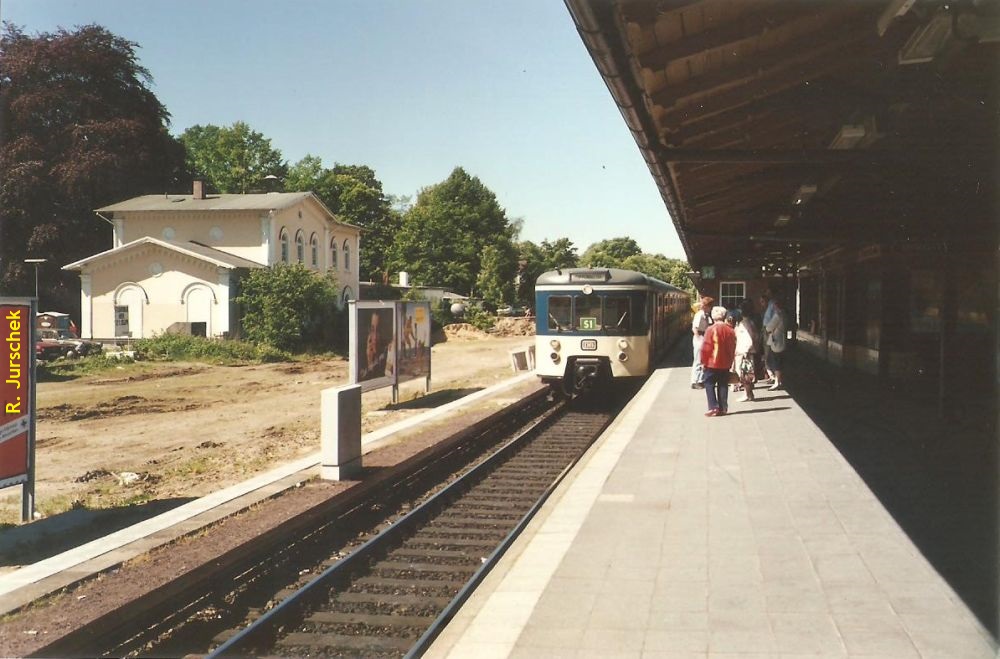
[690,295,715,389]
[764,297,786,390]
[735,301,759,402]
[701,306,736,416]
[760,291,778,382]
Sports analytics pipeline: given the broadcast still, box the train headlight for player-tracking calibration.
[549,339,561,351]
[618,352,629,362]
[617,338,630,351]
[550,352,561,364]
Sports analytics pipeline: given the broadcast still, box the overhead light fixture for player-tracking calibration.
[774,214,791,227]
[829,125,867,149]
[792,184,818,206]
[877,0,917,36]
[899,11,953,64]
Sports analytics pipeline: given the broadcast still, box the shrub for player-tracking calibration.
[462,305,495,332]
[134,334,291,364]
[235,263,340,352]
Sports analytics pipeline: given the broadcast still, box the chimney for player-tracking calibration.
[193,179,206,200]
[398,271,409,287]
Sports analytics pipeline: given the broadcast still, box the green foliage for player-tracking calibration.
[580,237,642,267]
[618,254,695,294]
[476,243,518,307]
[134,334,291,363]
[389,167,514,296]
[38,353,135,380]
[462,305,495,332]
[0,24,187,315]
[235,263,339,352]
[179,121,287,194]
[285,156,400,283]
[430,299,456,331]
[516,238,580,305]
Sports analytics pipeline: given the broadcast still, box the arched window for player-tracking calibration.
[342,239,350,272]
[330,237,338,269]
[295,230,305,263]
[310,233,319,268]
[279,228,289,263]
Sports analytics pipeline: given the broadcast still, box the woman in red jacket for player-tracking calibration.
[700,306,737,416]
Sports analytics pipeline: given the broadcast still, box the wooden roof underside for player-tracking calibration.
[566,0,1000,271]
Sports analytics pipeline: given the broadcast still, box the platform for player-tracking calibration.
[428,351,998,658]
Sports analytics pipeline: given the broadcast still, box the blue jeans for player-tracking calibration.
[704,368,730,412]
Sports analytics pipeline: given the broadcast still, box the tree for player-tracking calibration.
[285,157,400,283]
[235,263,338,352]
[514,237,580,305]
[476,243,518,306]
[580,237,642,267]
[179,121,286,194]
[0,24,187,313]
[540,238,579,270]
[389,167,513,295]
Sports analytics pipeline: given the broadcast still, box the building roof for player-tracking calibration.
[96,191,316,213]
[565,1,999,273]
[63,237,266,271]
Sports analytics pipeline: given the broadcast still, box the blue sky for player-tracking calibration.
[2,0,686,259]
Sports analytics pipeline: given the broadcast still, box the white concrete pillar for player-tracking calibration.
[320,384,362,480]
[79,274,93,338]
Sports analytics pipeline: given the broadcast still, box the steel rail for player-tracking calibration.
[208,400,569,658]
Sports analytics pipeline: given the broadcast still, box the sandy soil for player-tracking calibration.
[0,324,537,527]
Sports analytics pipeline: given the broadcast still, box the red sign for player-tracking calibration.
[1,304,31,484]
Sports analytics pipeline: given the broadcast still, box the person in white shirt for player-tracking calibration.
[764,297,786,390]
[690,295,714,389]
[734,303,758,401]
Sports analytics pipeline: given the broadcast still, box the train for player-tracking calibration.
[534,268,691,396]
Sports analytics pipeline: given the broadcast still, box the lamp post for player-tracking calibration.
[24,258,46,304]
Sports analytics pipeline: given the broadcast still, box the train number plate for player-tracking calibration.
[580,339,598,351]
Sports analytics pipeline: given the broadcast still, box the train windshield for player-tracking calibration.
[546,294,644,334]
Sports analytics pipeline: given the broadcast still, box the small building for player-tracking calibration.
[64,183,360,340]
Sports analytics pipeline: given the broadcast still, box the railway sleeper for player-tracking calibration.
[457,492,541,505]
[305,610,434,628]
[355,576,467,591]
[424,517,511,531]
[278,631,414,653]
[388,547,479,561]
[376,561,477,575]
[333,592,453,609]
[408,531,504,544]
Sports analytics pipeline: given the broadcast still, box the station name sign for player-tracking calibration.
[0,298,36,520]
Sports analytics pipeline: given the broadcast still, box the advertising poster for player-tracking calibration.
[350,301,396,393]
[397,301,431,383]
[0,298,36,521]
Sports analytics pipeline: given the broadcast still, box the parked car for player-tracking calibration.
[35,337,67,361]
[497,305,526,317]
[36,328,102,359]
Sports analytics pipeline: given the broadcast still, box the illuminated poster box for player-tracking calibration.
[349,300,431,399]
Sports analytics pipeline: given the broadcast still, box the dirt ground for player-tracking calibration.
[0,322,537,531]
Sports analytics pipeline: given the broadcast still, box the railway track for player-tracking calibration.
[210,404,617,658]
[29,383,633,658]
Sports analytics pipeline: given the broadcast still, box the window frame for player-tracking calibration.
[279,228,289,263]
[719,281,746,311]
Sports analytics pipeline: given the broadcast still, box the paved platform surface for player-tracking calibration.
[429,357,998,658]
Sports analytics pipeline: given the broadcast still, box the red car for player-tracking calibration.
[35,329,102,361]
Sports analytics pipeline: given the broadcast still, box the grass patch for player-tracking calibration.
[134,334,292,364]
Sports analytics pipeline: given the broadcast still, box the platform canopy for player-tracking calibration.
[565,0,999,274]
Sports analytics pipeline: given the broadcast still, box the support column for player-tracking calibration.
[320,384,362,481]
